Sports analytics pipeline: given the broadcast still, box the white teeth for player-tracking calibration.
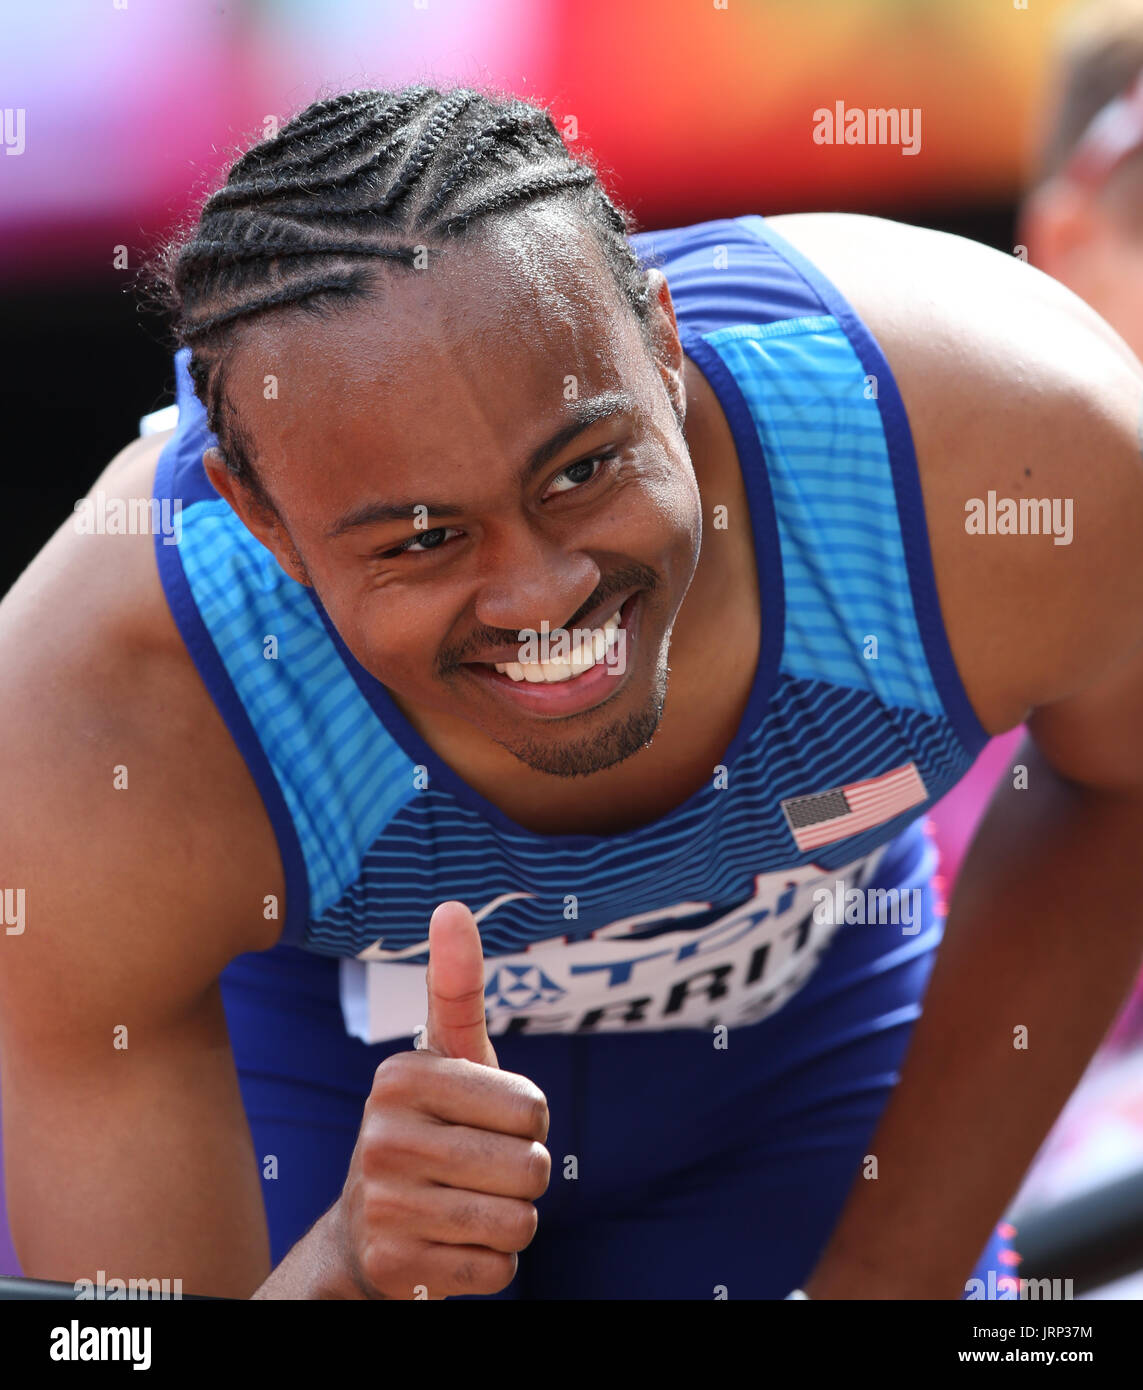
[492,607,623,683]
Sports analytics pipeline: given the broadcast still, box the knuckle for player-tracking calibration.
[511,1202,539,1250]
[458,1250,516,1294]
[527,1093,550,1142]
[491,1250,520,1290]
[508,1077,549,1139]
[449,1199,483,1236]
[358,1115,400,1179]
[361,1182,403,1231]
[370,1052,416,1102]
[525,1141,551,1198]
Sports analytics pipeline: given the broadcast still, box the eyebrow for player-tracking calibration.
[326,390,639,539]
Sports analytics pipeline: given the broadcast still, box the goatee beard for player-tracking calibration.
[494,658,669,779]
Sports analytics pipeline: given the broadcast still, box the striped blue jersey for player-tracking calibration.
[147,214,989,1044]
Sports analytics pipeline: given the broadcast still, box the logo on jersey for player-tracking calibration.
[486,964,566,1010]
[344,846,899,1044]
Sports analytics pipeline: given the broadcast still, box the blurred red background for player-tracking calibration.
[0,0,1079,586]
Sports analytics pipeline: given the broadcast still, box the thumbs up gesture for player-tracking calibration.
[328,901,551,1300]
[420,900,500,1067]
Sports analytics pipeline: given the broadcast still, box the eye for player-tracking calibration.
[378,525,464,559]
[371,451,618,561]
[544,451,617,498]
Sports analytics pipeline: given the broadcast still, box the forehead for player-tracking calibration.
[225,209,650,488]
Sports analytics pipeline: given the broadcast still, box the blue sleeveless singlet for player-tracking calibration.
[146,214,989,1047]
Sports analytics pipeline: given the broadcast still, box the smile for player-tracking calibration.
[462,591,642,718]
[491,604,623,683]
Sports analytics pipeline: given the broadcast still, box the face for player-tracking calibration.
[1020,176,1143,362]
[1082,220,1143,363]
[205,207,703,778]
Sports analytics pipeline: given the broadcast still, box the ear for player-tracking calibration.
[1018,178,1108,287]
[202,446,312,587]
[643,269,687,428]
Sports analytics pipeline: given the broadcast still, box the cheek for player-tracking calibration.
[1118,265,1143,354]
[644,466,703,571]
[1087,248,1143,349]
[324,468,700,678]
[624,455,702,538]
[332,595,446,685]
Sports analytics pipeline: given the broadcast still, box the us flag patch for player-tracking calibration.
[781,762,928,852]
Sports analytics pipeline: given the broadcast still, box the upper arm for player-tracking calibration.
[1012,363,1143,793]
[903,245,1143,788]
[765,213,1143,746]
[89,424,176,493]
[0,462,275,1295]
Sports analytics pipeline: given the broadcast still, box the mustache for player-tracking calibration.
[439,562,658,672]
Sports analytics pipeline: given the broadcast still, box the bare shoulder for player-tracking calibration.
[765,212,1143,733]
[0,432,285,1037]
[765,211,1139,373]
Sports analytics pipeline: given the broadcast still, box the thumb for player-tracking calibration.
[422,900,499,1068]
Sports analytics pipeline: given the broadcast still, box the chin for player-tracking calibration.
[492,663,670,780]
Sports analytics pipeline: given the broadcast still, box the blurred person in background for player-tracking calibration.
[1020,0,1143,1054]
[932,0,1143,1064]
[1019,0,1143,369]
[926,8,1143,1271]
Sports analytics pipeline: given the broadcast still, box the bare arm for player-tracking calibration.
[805,259,1143,1298]
[0,453,284,1298]
[805,734,1143,1298]
[0,439,536,1302]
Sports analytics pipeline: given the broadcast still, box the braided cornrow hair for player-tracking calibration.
[144,85,657,511]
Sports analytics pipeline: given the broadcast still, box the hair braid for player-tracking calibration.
[143,83,655,506]
[374,89,480,218]
[432,165,598,237]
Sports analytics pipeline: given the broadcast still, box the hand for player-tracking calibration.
[330,900,551,1299]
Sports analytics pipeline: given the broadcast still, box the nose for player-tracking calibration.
[472,522,600,636]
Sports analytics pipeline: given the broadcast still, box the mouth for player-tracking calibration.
[460,590,643,718]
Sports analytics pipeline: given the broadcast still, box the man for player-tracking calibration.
[3,84,1143,1300]
[934,0,1143,1061]
[1019,0,1143,367]
[1017,0,1143,1061]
